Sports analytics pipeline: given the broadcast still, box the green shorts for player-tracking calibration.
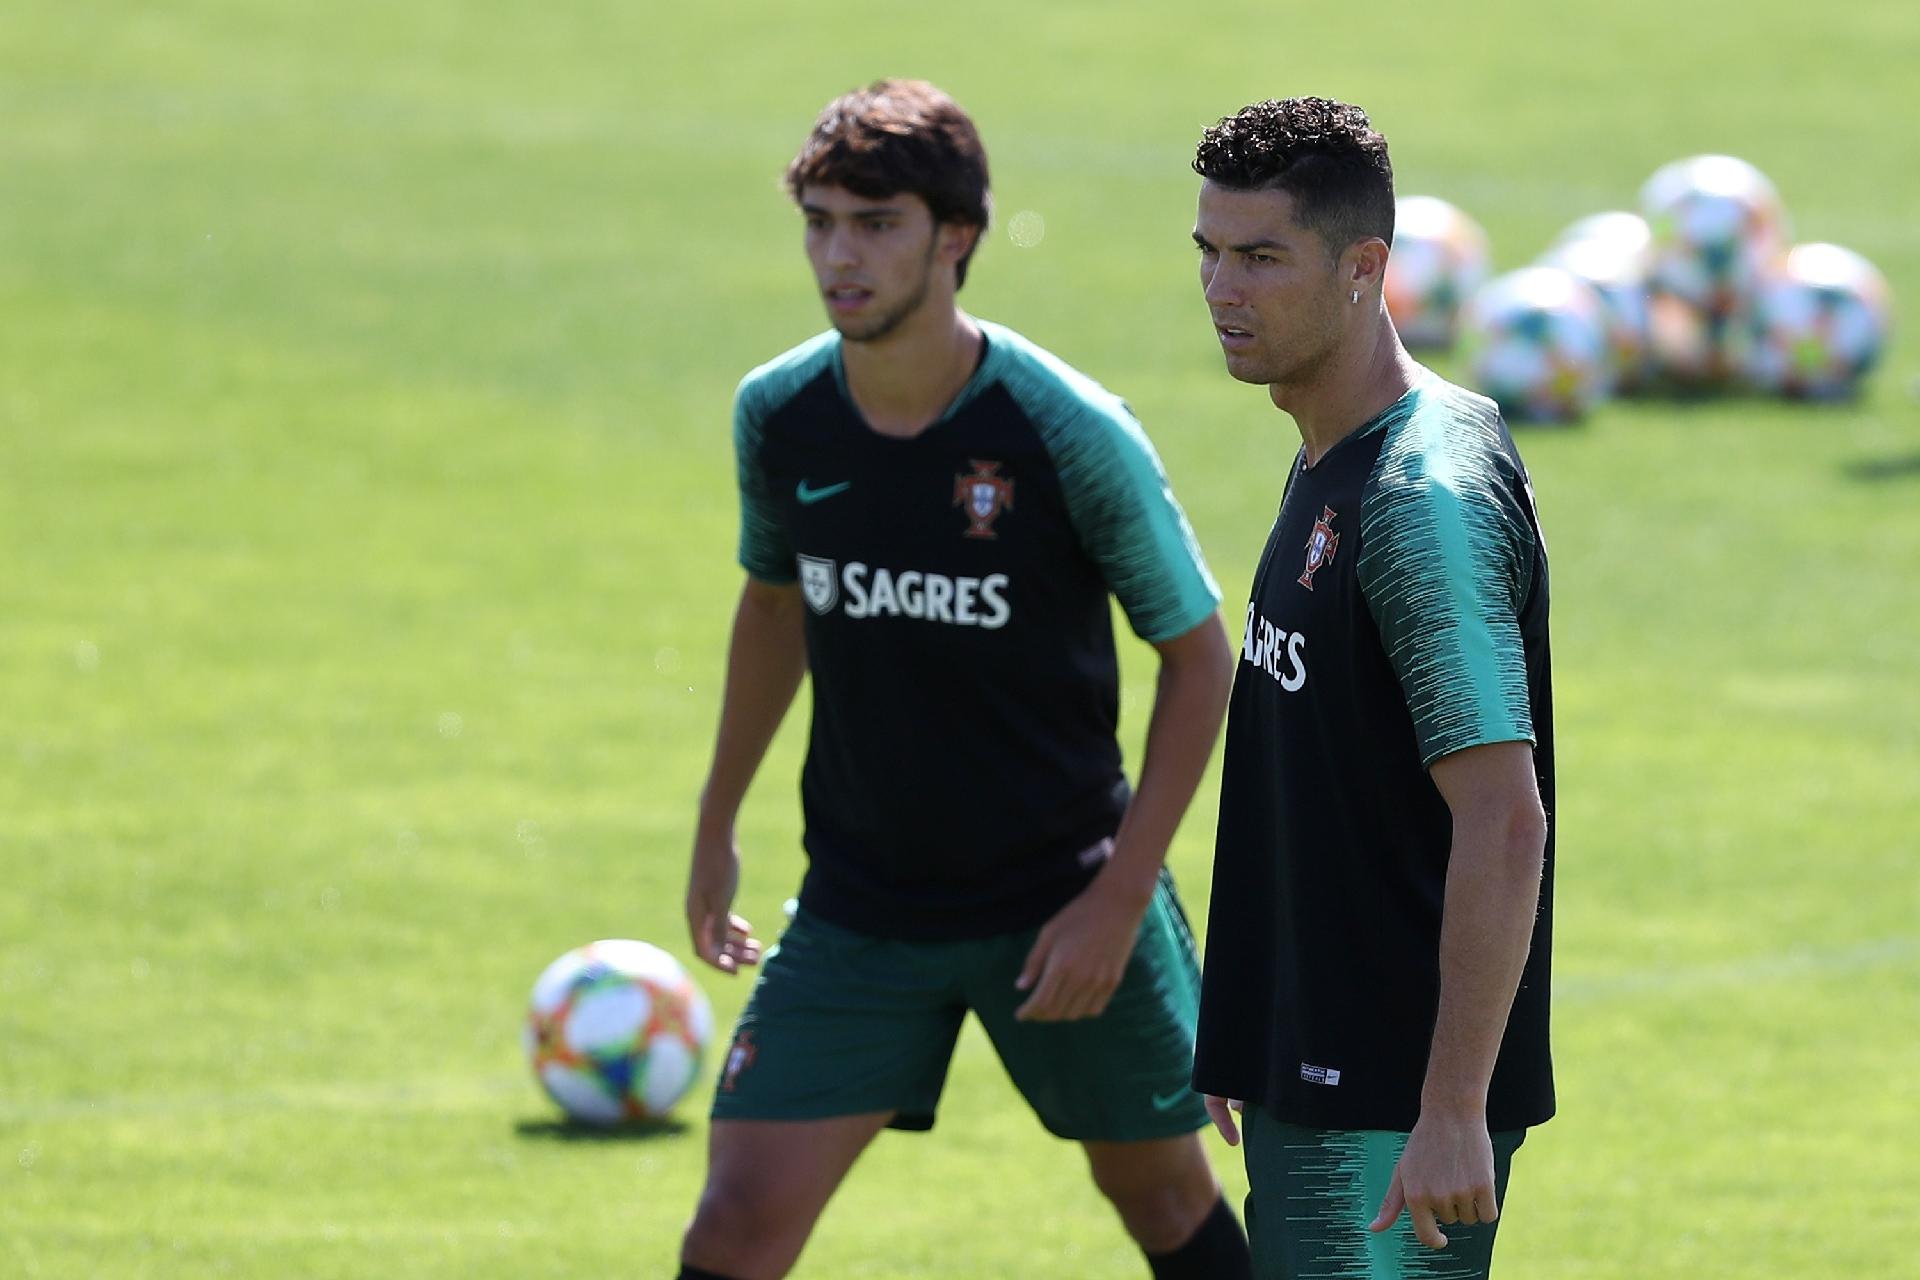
[709,871,1210,1141]
[1242,1109,1527,1279]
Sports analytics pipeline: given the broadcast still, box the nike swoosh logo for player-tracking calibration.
[1150,1089,1190,1111]
[796,480,852,504]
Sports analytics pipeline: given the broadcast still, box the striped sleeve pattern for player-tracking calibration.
[1357,385,1535,766]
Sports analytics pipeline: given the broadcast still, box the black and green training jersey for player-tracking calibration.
[734,321,1221,941]
[1193,372,1556,1133]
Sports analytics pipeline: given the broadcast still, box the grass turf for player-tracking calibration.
[3,1,1916,1274]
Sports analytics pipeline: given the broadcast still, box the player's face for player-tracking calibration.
[1194,181,1347,387]
[800,185,948,343]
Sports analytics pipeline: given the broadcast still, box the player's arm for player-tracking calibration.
[1014,615,1232,1022]
[687,577,806,975]
[1369,741,1546,1248]
[1099,615,1236,904]
[1357,417,1546,1247]
[1014,398,1228,1022]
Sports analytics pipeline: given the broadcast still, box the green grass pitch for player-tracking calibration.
[3,1,1916,1275]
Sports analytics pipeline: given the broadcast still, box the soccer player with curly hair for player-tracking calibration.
[1188,97,1558,1279]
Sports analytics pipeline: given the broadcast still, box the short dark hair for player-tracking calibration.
[786,79,992,287]
[1193,97,1395,259]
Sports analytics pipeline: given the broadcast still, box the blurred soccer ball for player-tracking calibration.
[1541,212,1654,392]
[1646,292,1749,388]
[1551,211,1653,262]
[1745,243,1893,399]
[1385,195,1492,350]
[525,939,714,1125]
[1461,267,1612,423]
[1640,154,1788,318]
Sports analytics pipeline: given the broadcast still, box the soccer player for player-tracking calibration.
[1186,97,1557,1279]
[676,80,1252,1280]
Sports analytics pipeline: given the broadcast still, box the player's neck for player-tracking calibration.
[841,305,983,439]
[1273,318,1420,468]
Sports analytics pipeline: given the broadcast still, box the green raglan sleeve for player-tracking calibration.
[1050,404,1222,644]
[733,378,796,584]
[1357,405,1536,766]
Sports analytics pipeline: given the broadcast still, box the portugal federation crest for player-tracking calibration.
[953,460,1014,539]
[720,1030,757,1092]
[797,554,838,614]
[1298,506,1340,589]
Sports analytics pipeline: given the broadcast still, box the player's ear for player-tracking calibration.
[938,220,982,267]
[1347,237,1390,296]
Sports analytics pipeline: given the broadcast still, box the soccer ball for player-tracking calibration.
[1644,291,1753,389]
[1551,211,1653,262]
[1639,154,1788,318]
[1540,212,1654,392]
[1460,267,1612,423]
[1385,195,1492,350]
[524,939,714,1125]
[1745,242,1894,399]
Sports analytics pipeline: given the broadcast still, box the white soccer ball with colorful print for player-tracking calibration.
[1460,266,1612,423]
[1385,195,1492,350]
[1644,291,1750,388]
[1744,242,1893,400]
[1639,154,1788,318]
[525,939,714,1125]
[1552,211,1653,264]
[1540,211,1654,393]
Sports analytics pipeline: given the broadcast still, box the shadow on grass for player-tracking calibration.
[514,1115,693,1143]
[1841,451,1920,483]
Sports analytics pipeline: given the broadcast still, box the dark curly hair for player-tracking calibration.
[1193,98,1395,259]
[786,80,992,288]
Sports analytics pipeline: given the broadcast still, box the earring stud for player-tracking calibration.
[1351,289,1360,304]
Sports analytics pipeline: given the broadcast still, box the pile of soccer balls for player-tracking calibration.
[525,938,715,1125]
[1384,156,1894,422]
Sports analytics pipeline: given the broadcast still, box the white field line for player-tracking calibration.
[1555,935,1918,1003]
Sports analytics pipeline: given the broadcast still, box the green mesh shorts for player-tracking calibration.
[709,871,1210,1141]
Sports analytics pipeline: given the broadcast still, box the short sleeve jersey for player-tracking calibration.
[1192,374,1556,1133]
[734,322,1221,941]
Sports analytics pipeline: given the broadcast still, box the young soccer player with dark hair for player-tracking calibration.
[675,79,1252,1280]
[1187,97,1557,1278]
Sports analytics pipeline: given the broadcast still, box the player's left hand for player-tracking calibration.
[1013,880,1146,1022]
[1203,1094,1244,1146]
[1368,1107,1498,1250]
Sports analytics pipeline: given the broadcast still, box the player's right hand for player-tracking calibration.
[686,836,762,975]
[1203,1094,1244,1147]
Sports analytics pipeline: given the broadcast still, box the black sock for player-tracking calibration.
[677,1267,746,1280]
[1145,1195,1252,1280]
